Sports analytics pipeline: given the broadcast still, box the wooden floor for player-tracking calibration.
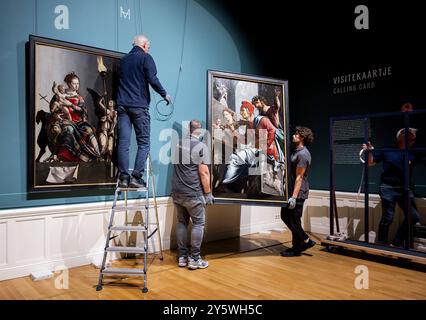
[1,231,426,300]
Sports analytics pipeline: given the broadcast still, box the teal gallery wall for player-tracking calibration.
[0,0,258,209]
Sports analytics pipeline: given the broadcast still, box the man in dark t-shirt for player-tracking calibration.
[171,120,214,270]
[364,128,425,246]
[280,127,316,257]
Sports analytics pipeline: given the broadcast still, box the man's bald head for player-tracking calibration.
[133,35,150,52]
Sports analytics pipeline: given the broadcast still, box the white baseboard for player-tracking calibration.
[0,251,104,281]
[0,197,284,281]
[2,190,423,281]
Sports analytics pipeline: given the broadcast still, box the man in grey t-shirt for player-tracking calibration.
[171,120,214,269]
[280,127,316,257]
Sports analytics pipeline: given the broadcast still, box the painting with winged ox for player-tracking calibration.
[28,36,124,191]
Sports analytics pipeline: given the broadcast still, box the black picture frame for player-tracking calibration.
[28,35,124,193]
[207,70,291,206]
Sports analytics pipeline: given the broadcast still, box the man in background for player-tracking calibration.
[363,128,424,247]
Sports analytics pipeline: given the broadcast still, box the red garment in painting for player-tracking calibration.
[57,148,79,162]
[264,105,280,128]
[257,116,278,160]
[66,96,84,123]
[57,95,84,161]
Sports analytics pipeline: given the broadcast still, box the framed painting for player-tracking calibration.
[28,35,124,192]
[207,70,290,205]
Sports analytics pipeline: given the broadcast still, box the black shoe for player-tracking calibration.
[391,239,404,248]
[129,176,146,189]
[280,250,301,257]
[375,240,389,246]
[118,176,129,188]
[301,239,316,252]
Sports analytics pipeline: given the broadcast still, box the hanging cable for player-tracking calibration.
[153,98,174,121]
[152,0,188,122]
[116,0,119,51]
[34,0,38,35]
[133,0,138,35]
[138,0,143,34]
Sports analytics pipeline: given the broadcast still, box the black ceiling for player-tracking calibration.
[196,0,425,74]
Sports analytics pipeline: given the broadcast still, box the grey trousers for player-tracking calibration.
[172,192,206,259]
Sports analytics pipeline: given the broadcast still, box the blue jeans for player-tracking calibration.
[172,192,206,259]
[378,184,420,245]
[117,106,150,179]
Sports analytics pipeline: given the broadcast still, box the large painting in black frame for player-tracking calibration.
[28,35,124,192]
[207,70,291,206]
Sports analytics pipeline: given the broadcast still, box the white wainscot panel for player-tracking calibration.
[50,215,79,258]
[16,218,45,264]
[0,222,6,265]
[82,212,106,254]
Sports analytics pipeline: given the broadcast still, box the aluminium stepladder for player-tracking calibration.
[96,154,163,293]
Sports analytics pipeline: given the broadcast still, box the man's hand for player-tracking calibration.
[288,197,296,210]
[204,192,215,205]
[164,95,172,105]
[360,141,374,164]
[361,141,374,151]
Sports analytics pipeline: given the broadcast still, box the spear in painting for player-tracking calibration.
[97,56,108,104]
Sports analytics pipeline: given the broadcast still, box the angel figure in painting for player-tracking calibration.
[87,88,117,161]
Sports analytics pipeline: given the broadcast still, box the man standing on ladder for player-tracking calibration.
[172,120,214,269]
[116,34,171,188]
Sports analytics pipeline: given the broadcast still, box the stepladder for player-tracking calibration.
[96,154,163,293]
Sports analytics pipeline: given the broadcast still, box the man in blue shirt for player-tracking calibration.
[116,34,171,188]
[364,128,425,247]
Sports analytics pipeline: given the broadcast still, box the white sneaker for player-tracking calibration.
[187,257,209,270]
[178,256,187,267]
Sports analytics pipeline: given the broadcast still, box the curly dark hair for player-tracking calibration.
[251,95,267,105]
[64,72,80,86]
[295,126,314,146]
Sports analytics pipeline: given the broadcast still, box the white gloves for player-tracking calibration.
[288,197,297,210]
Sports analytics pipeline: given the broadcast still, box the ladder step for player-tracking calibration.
[106,247,146,253]
[102,268,145,276]
[117,187,148,192]
[113,206,149,211]
[110,226,147,232]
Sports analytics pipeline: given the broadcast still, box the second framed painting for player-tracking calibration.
[207,70,290,206]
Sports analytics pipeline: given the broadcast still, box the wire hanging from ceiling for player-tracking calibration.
[34,0,39,35]
[148,0,188,122]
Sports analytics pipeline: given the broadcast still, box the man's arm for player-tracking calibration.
[367,152,375,166]
[199,163,214,205]
[198,164,211,194]
[292,166,306,199]
[143,54,167,98]
[361,143,376,166]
